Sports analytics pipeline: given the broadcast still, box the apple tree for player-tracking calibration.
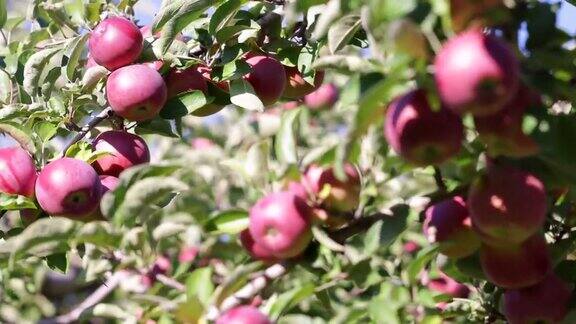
[1,0,576,323]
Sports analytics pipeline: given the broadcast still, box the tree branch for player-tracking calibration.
[39,271,130,324]
[156,274,185,291]
[61,108,114,157]
[329,212,391,244]
[433,166,447,192]
[206,263,289,321]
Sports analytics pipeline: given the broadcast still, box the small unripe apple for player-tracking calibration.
[503,273,572,324]
[92,131,150,177]
[384,89,463,166]
[0,147,37,197]
[434,29,519,116]
[468,165,546,245]
[216,305,271,324]
[244,54,287,106]
[106,64,168,121]
[282,66,324,99]
[249,191,312,259]
[304,83,339,110]
[424,196,480,258]
[303,164,361,213]
[240,229,278,263]
[35,158,102,217]
[89,17,143,71]
[480,234,551,289]
[474,85,540,157]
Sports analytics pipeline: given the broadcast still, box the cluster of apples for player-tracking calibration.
[88,16,339,121]
[240,164,361,263]
[407,24,571,322]
[0,130,150,220]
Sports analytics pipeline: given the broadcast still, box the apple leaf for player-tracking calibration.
[230,79,264,111]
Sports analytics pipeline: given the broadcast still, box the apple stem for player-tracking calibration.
[433,166,447,192]
[61,108,115,157]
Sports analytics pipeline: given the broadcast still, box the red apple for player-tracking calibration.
[434,29,519,116]
[92,131,150,177]
[240,229,278,263]
[79,175,119,222]
[474,85,540,157]
[35,158,102,217]
[282,66,324,99]
[249,191,312,259]
[384,89,463,166]
[106,64,167,121]
[216,306,271,324]
[244,54,287,106]
[303,164,361,213]
[99,175,120,193]
[480,234,551,289]
[503,273,572,324]
[423,196,480,258]
[304,83,339,110]
[468,165,547,245]
[427,271,470,298]
[89,17,143,71]
[0,147,37,197]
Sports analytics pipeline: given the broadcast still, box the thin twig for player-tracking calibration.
[433,166,447,192]
[156,274,186,291]
[329,213,391,244]
[61,108,114,157]
[206,263,289,321]
[39,271,130,324]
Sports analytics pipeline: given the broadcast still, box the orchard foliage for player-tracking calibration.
[2,0,576,323]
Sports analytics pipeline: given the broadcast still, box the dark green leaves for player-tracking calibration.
[160,90,209,119]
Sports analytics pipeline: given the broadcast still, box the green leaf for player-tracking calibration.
[0,69,11,103]
[65,141,111,164]
[0,122,36,154]
[82,65,109,92]
[112,177,188,226]
[0,0,6,29]
[76,222,122,248]
[23,46,62,97]
[204,209,249,234]
[327,15,361,54]
[406,244,438,284]
[229,79,264,111]
[363,206,408,255]
[209,0,243,35]
[159,90,209,119]
[64,34,89,81]
[135,118,179,138]
[245,141,269,183]
[186,267,214,306]
[269,283,315,320]
[33,121,58,143]
[45,253,68,273]
[275,108,302,165]
[10,217,79,263]
[312,226,345,252]
[0,194,37,211]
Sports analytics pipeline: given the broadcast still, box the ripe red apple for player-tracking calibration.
[99,175,120,194]
[35,158,102,217]
[384,89,464,166]
[503,273,572,324]
[468,165,546,245]
[79,175,119,222]
[304,83,339,110]
[480,234,551,289]
[303,164,361,213]
[474,85,540,158]
[240,229,278,263]
[86,55,99,69]
[106,64,167,121]
[197,65,230,92]
[423,196,481,258]
[249,191,312,259]
[427,272,470,298]
[282,66,324,99]
[244,54,287,106]
[216,305,271,324]
[0,147,37,197]
[434,29,519,116]
[92,131,150,177]
[89,17,143,71]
